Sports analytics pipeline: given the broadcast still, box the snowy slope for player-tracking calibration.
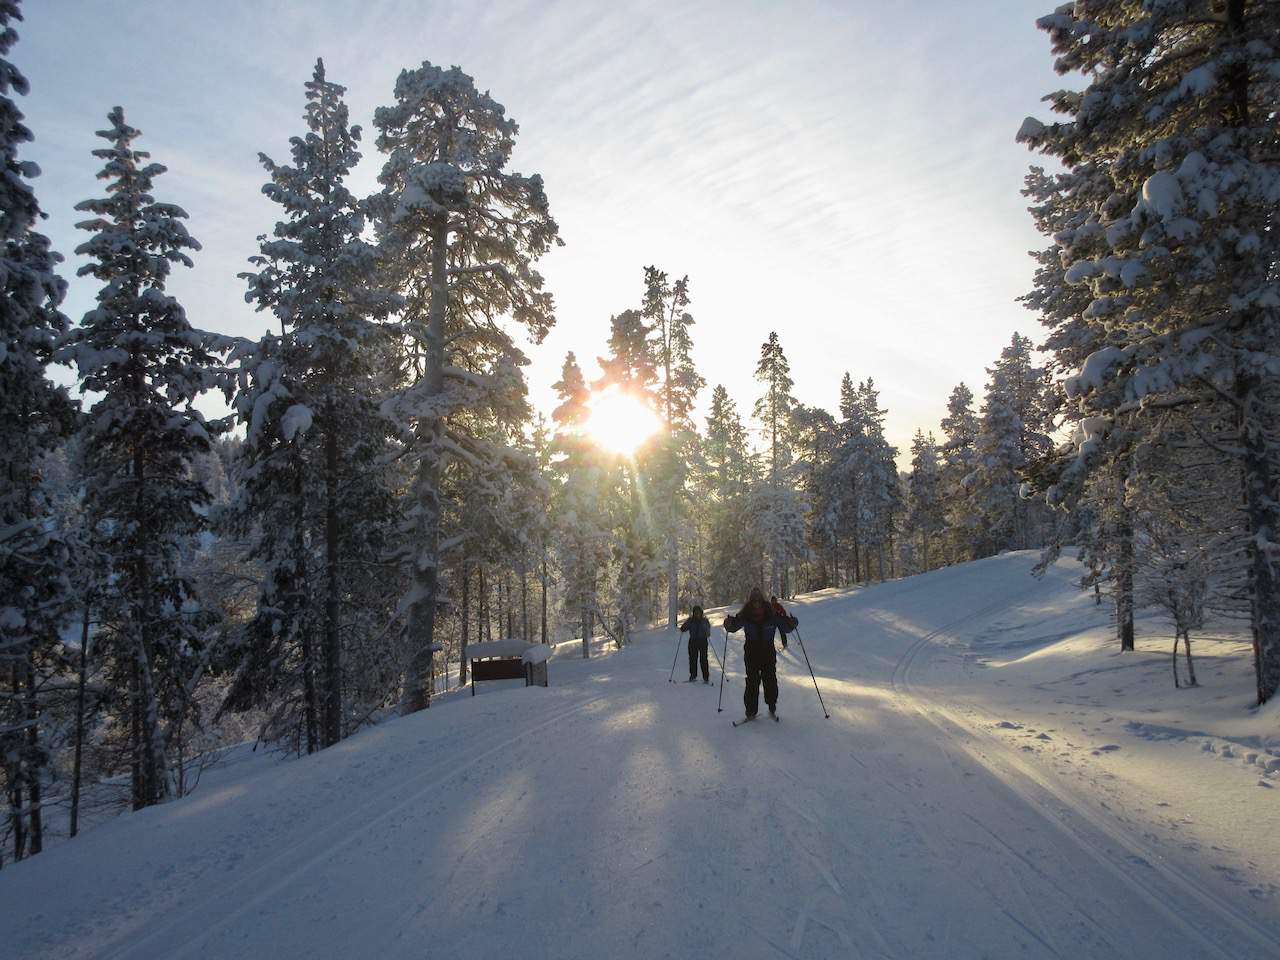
[4,553,1277,960]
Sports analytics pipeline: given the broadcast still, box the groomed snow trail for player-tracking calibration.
[5,554,1277,960]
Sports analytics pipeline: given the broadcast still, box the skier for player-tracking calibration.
[678,605,712,683]
[770,594,789,622]
[724,588,796,720]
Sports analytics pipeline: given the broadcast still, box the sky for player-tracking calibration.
[17,0,1065,462]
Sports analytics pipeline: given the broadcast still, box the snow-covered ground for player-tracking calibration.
[4,553,1277,959]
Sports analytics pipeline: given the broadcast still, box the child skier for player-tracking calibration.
[678,605,712,683]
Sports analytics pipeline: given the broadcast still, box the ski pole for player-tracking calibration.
[667,629,684,683]
[716,626,731,713]
[792,626,830,719]
[707,634,724,672]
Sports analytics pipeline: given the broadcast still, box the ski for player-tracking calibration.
[731,716,756,727]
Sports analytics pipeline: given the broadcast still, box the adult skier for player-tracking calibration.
[724,588,796,720]
[678,605,712,683]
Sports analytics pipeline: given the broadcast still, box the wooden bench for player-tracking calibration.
[469,640,550,696]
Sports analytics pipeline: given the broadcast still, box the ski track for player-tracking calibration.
[5,554,1278,960]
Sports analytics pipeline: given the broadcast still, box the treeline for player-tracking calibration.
[4,0,1278,868]
[0,0,1054,863]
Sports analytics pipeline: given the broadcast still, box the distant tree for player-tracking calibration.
[643,266,703,627]
[831,375,898,583]
[965,334,1051,556]
[906,430,944,573]
[938,382,980,564]
[697,385,759,604]
[550,353,610,657]
[753,332,798,593]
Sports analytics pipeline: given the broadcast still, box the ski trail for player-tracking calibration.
[97,694,608,960]
[894,591,1277,960]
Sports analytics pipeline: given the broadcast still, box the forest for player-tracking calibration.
[2,0,1278,873]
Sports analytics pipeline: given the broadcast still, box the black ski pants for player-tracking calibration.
[743,637,778,715]
[688,636,709,681]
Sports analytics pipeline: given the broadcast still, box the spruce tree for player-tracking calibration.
[62,107,226,808]
[226,60,399,749]
[966,335,1051,556]
[939,382,980,564]
[698,385,759,604]
[1021,1,1280,701]
[907,431,944,573]
[0,0,75,859]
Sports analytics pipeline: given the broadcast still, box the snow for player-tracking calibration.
[279,403,313,442]
[1064,344,1126,398]
[467,638,535,659]
[1139,169,1184,222]
[1015,116,1046,143]
[3,553,1277,959]
[522,644,552,665]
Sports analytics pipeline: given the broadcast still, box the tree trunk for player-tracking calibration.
[1115,461,1135,652]
[401,211,449,715]
[322,420,342,743]
[22,650,41,855]
[8,665,23,861]
[70,603,90,838]
[292,457,318,754]
[520,551,529,644]
[540,557,548,645]
[506,572,514,640]
[460,563,469,687]
[1238,372,1280,704]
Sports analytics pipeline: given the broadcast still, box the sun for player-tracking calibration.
[585,385,661,455]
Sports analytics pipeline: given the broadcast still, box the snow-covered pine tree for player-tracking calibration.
[642,267,703,627]
[697,384,760,605]
[372,62,558,713]
[61,107,227,809]
[1020,1,1280,701]
[938,382,980,564]
[791,403,840,590]
[550,352,610,657]
[226,60,399,750]
[907,430,944,573]
[965,334,1051,557]
[831,375,898,583]
[0,0,76,860]
[595,309,662,642]
[753,331,799,594]
[1021,156,1140,650]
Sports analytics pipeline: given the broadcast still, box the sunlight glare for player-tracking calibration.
[585,386,661,455]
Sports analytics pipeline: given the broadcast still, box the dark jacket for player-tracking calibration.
[725,601,787,644]
[679,614,710,644]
